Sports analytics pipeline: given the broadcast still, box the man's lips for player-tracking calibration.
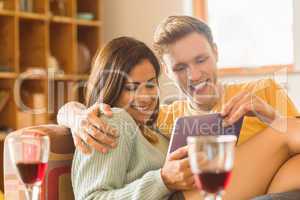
[189,79,210,93]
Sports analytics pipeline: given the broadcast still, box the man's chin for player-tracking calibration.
[191,96,217,110]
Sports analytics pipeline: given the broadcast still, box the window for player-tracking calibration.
[206,0,293,68]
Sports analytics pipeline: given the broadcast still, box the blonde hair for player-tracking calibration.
[153,15,214,59]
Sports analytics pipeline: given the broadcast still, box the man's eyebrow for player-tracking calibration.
[173,62,187,68]
[194,54,208,59]
[173,54,208,67]
[126,77,156,84]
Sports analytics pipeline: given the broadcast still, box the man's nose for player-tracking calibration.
[187,64,202,81]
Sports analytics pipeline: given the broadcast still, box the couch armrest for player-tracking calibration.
[10,124,74,154]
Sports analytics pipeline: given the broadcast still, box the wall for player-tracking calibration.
[220,1,300,109]
[102,0,300,109]
[102,0,192,46]
[294,0,300,69]
[102,0,192,102]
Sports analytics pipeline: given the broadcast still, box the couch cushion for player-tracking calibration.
[252,190,300,200]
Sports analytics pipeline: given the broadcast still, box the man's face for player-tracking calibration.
[162,32,219,110]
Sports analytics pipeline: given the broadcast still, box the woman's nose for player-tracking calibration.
[135,87,158,102]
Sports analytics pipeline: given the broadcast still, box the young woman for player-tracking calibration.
[58,37,191,200]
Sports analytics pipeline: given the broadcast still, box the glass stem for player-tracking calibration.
[25,185,40,200]
[203,192,222,200]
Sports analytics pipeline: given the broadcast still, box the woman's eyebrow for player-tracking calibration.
[126,77,156,84]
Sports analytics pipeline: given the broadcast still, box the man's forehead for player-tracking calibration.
[162,48,206,66]
[161,33,211,65]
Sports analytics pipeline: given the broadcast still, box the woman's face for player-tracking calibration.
[115,59,159,125]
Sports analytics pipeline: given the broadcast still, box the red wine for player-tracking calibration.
[195,171,232,193]
[16,162,48,184]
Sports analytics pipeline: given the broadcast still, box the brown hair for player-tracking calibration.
[85,36,161,126]
[153,15,214,59]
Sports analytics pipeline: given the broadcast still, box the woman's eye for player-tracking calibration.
[124,85,138,91]
[146,82,157,89]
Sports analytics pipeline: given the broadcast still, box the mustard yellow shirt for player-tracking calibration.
[157,79,299,145]
[0,191,3,200]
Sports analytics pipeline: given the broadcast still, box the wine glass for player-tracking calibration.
[187,135,236,200]
[7,130,50,200]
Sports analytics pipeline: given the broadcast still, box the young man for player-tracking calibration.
[152,16,298,145]
[58,16,300,199]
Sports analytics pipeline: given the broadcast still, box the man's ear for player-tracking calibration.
[212,43,219,62]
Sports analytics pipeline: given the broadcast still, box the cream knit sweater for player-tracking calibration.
[71,108,174,200]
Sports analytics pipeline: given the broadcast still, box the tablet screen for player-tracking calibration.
[168,113,244,154]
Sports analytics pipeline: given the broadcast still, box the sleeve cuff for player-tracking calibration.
[153,169,172,196]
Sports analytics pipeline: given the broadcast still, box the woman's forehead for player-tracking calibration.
[126,60,157,82]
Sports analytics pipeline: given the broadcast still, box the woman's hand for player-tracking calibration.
[221,91,279,126]
[71,103,118,154]
[161,146,196,191]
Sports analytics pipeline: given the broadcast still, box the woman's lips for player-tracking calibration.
[130,105,153,113]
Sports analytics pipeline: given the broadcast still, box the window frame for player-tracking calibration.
[193,0,297,76]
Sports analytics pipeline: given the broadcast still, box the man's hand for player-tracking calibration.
[73,103,118,154]
[221,91,279,126]
[161,146,196,191]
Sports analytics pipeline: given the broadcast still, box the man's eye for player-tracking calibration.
[173,65,187,72]
[196,57,208,64]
